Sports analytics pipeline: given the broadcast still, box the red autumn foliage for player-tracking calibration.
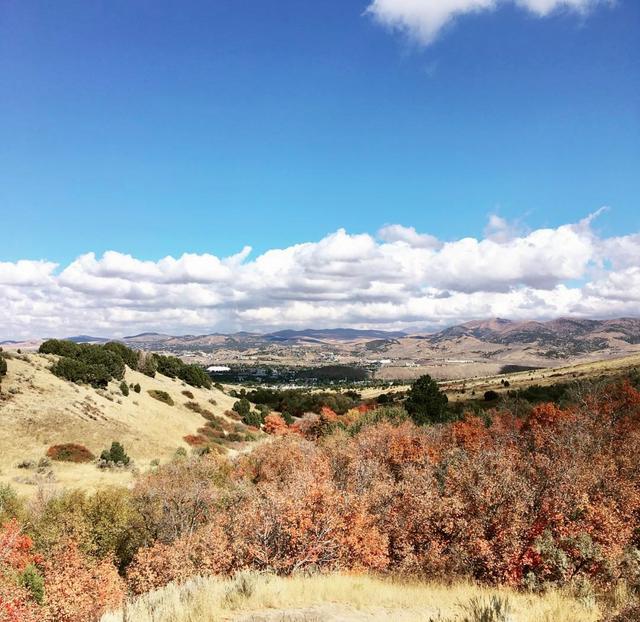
[320,406,338,421]
[263,413,289,435]
[0,522,41,622]
[1,523,123,622]
[127,378,640,594]
[183,433,208,446]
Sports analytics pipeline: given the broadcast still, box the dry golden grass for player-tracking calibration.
[360,351,640,402]
[101,572,601,622]
[0,353,242,495]
[441,351,640,402]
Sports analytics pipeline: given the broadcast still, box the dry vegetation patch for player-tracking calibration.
[46,443,95,463]
[101,573,600,622]
[148,389,174,406]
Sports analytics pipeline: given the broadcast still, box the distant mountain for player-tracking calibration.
[425,317,640,356]
[107,320,640,360]
[3,319,638,376]
[267,328,406,342]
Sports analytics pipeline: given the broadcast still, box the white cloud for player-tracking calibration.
[0,260,57,286]
[367,0,612,45]
[378,224,442,248]
[0,211,638,339]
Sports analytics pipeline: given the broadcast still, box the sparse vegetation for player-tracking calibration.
[100,573,598,622]
[148,389,174,406]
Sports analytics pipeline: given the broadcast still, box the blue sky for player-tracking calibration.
[1,0,639,337]
[1,0,638,265]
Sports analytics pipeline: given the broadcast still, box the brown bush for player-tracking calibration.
[46,444,95,463]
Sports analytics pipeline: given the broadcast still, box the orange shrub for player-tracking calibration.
[127,522,232,594]
[42,540,124,622]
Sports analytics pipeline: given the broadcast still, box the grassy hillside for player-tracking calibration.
[0,353,242,494]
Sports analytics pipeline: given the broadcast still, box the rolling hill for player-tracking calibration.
[0,352,245,495]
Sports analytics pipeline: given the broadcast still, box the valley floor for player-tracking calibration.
[101,573,600,622]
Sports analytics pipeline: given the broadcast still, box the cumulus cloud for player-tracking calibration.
[0,211,638,339]
[367,0,612,45]
[378,224,442,248]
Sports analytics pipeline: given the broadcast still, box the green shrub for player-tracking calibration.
[152,354,211,388]
[133,383,141,393]
[103,341,139,369]
[100,441,130,466]
[244,387,358,416]
[152,354,184,378]
[148,389,174,406]
[233,398,251,417]
[179,364,212,389]
[0,355,7,378]
[19,564,45,604]
[41,339,126,388]
[47,443,95,463]
[405,374,450,425]
[242,410,263,428]
[120,381,130,396]
[39,338,81,358]
[256,403,270,417]
[0,484,25,524]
